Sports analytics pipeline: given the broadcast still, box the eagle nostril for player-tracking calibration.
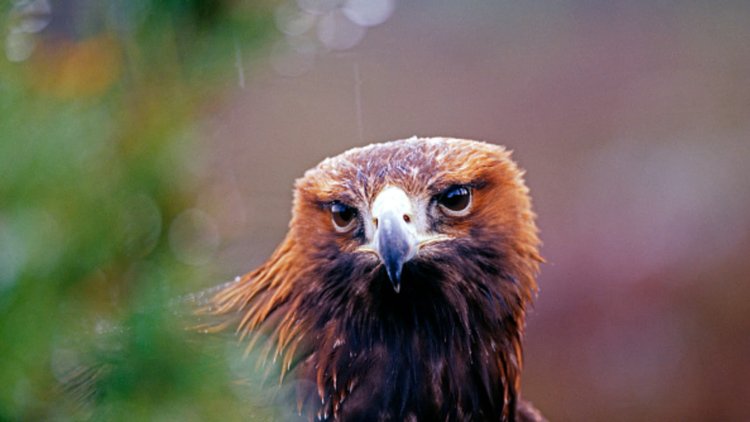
[403,214,411,223]
[373,218,379,228]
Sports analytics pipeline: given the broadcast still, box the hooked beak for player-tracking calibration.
[375,211,416,292]
[371,186,418,293]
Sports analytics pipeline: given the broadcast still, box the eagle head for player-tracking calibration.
[202,137,543,421]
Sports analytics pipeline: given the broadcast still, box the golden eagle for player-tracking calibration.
[199,137,546,421]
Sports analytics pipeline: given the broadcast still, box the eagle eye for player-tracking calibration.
[438,186,472,216]
[331,202,357,231]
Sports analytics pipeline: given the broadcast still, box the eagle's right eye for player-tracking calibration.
[331,202,357,232]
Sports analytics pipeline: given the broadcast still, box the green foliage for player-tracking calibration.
[0,2,278,419]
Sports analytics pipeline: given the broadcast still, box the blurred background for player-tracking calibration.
[1,0,749,420]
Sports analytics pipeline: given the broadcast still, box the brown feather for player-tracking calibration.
[199,137,545,421]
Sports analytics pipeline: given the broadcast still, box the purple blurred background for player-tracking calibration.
[188,2,750,420]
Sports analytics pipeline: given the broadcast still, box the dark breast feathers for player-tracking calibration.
[198,137,545,421]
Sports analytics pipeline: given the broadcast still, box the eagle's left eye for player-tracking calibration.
[438,185,472,216]
[331,202,358,232]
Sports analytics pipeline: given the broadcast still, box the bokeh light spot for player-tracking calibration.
[297,0,340,15]
[275,2,317,36]
[317,9,366,51]
[343,0,394,27]
[5,32,35,62]
[169,209,220,266]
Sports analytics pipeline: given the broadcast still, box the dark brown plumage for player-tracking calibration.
[199,137,545,421]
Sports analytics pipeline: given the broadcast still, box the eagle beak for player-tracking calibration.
[371,186,418,293]
[376,211,415,292]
